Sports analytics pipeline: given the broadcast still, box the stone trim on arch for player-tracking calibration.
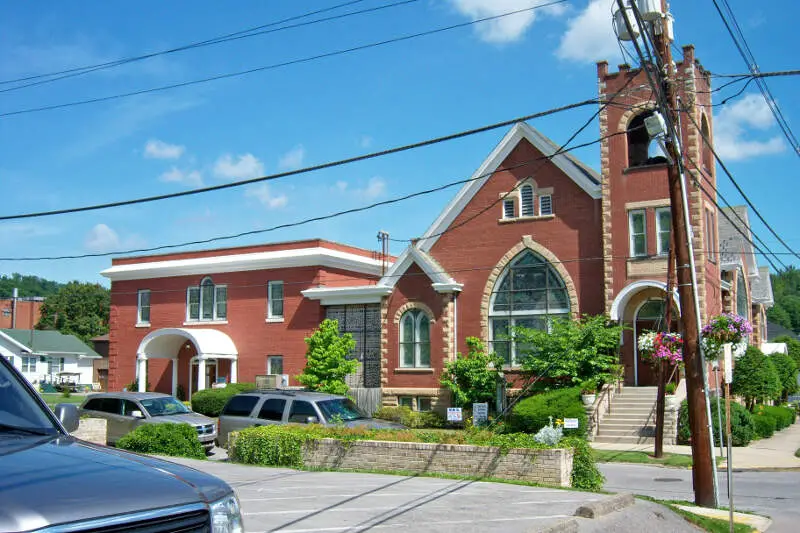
[479,235,579,342]
[393,301,436,325]
[617,101,658,133]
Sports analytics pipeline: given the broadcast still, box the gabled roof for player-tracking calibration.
[750,266,774,307]
[767,321,798,342]
[719,206,758,275]
[417,122,601,252]
[376,245,462,293]
[0,329,102,359]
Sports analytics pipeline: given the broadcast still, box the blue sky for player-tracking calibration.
[0,0,797,286]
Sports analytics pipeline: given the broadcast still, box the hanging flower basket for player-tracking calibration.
[637,331,683,364]
[701,313,752,360]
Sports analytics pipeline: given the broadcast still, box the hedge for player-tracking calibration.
[228,425,603,490]
[507,387,587,437]
[373,406,445,429]
[190,382,256,417]
[752,411,776,439]
[755,405,796,431]
[117,423,206,460]
[678,398,754,447]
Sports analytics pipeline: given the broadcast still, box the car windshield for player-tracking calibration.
[0,358,59,435]
[316,398,366,422]
[139,397,191,417]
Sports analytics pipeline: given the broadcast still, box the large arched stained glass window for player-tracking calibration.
[489,251,570,366]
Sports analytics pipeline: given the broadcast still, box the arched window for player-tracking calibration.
[489,251,570,366]
[187,276,227,322]
[520,184,534,217]
[628,111,668,168]
[701,115,713,171]
[399,309,431,368]
[736,270,748,320]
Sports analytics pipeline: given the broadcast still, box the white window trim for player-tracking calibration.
[539,194,553,216]
[399,309,431,368]
[136,289,151,326]
[629,209,647,258]
[267,355,283,375]
[267,280,285,320]
[520,184,535,217]
[655,207,671,256]
[185,278,228,322]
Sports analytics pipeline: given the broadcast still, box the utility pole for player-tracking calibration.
[654,231,676,458]
[615,0,718,507]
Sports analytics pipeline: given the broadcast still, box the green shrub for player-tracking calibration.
[732,347,782,409]
[563,437,604,491]
[754,405,795,431]
[190,383,256,417]
[373,406,445,428]
[508,387,587,436]
[752,411,776,439]
[117,423,205,459]
[678,399,754,447]
[230,425,324,467]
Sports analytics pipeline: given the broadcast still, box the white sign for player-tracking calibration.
[447,407,463,422]
[563,418,580,429]
[723,343,733,383]
[472,403,489,425]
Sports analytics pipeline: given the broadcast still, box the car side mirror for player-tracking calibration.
[54,403,80,433]
[306,416,319,424]
[131,410,145,419]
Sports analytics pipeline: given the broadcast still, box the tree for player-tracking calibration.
[774,335,800,369]
[36,282,110,343]
[296,319,357,395]
[515,314,623,388]
[731,346,782,410]
[440,337,506,407]
[769,352,798,403]
[770,268,800,333]
[0,273,62,298]
[767,305,793,331]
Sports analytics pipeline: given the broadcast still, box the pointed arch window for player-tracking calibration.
[399,309,431,368]
[489,251,570,366]
[187,276,227,322]
[736,270,748,321]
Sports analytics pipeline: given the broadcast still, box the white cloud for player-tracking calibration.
[556,0,621,63]
[213,153,265,180]
[356,177,387,200]
[144,139,185,159]
[714,94,786,161]
[335,180,348,192]
[278,145,306,170]
[84,224,120,252]
[245,184,288,209]
[160,166,203,187]
[448,0,566,44]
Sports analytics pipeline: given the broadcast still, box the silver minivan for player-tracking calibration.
[80,392,217,451]
[217,390,404,447]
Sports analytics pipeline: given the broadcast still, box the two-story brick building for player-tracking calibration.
[103,46,773,413]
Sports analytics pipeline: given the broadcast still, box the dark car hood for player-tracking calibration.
[0,435,230,532]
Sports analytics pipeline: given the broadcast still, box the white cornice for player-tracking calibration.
[302,285,393,305]
[377,246,460,291]
[101,247,386,281]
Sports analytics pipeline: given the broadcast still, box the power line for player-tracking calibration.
[710,0,800,158]
[0,0,418,94]
[0,123,635,262]
[0,0,569,119]
[0,97,597,222]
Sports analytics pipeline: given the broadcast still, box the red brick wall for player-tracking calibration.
[0,299,43,329]
[427,137,604,356]
[384,264,445,389]
[108,266,378,393]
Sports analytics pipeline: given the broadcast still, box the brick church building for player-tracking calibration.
[103,46,773,413]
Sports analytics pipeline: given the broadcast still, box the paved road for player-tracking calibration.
[168,458,700,533]
[599,463,800,532]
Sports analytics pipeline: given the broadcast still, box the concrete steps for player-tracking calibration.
[594,386,676,445]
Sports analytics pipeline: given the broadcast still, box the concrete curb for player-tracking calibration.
[531,518,579,533]
[574,493,635,518]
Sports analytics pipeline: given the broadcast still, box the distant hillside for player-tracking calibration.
[0,273,63,298]
[768,267,800,334]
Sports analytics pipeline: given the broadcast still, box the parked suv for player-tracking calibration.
[0,353,243,532]
[80,392,217,451]
[217,389,403,447]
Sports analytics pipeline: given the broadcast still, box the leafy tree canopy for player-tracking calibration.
[0,273,62,298]
[440,337,506,407]
[36,282,110,343]
[731,346,782,409]
[768,267,800,333]
[296,319,358,396]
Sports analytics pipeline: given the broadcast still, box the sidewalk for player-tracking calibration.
[592,420,800,470]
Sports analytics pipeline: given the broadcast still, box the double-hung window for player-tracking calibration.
[137,289,151,324]
[22,356,37,373]
[268,281,284,320]
[629,210,647,257]
[399,309,431,368]
[655,208,671,256]
[186,277,227,322]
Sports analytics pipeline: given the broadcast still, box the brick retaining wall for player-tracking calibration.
[302,439,573,487]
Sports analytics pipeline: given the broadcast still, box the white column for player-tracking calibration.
[197,358,206,391]
[137,357,147,393]
[230,359,238,384]
[172,359,179,397]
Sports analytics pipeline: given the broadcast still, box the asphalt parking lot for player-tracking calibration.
[168,458,600,533]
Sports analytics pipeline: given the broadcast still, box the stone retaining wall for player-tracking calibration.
[302,439,573,487]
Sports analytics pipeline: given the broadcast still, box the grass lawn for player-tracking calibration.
[669,506,754,533]
[594,449,695,467]
[39,393,85,409]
